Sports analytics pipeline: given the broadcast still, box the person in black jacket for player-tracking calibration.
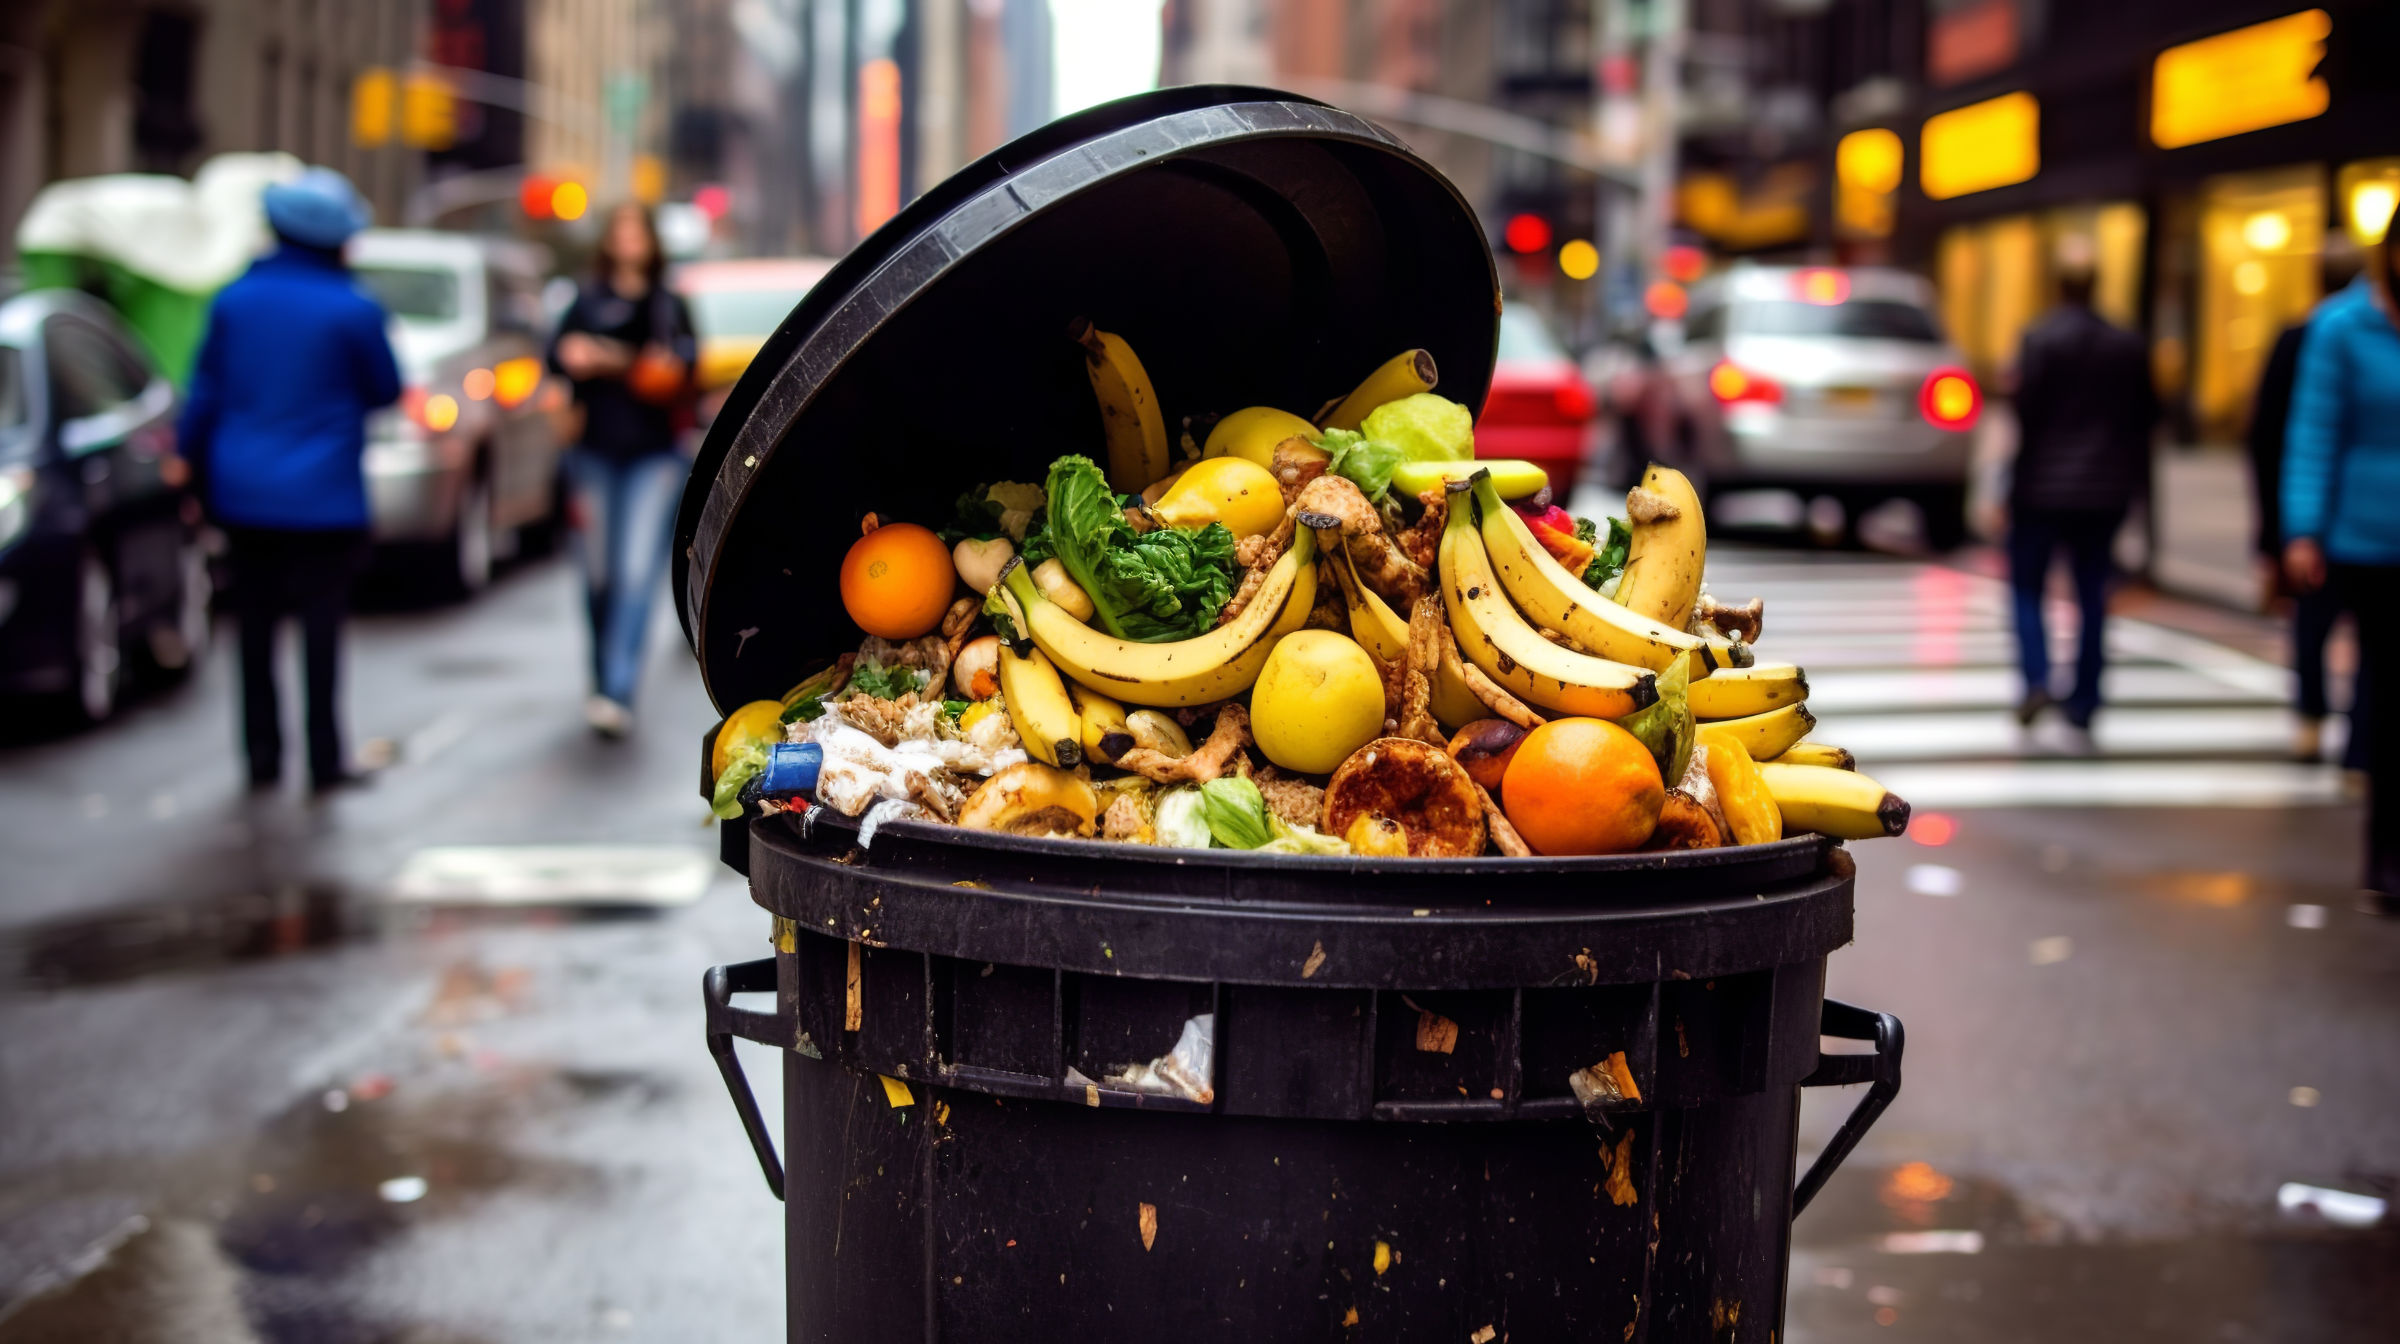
[2006,259,2158,730]
[2247,236,2366,765]
[548,203,696,737]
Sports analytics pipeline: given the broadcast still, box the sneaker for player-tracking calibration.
[2291,717,2324,763]
[585,695,632,738]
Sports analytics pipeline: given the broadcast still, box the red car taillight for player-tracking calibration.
[1708,361,1782,406]
[1552,380,1596,421]
[1919,367,1981,431]
[402,387,460,433]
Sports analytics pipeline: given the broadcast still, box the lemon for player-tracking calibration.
[1251,630,1385,774]
[1203,406,1325,471]
[1150,455,1286,539]
[712,700,787,781]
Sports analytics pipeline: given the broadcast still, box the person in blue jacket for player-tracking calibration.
[179,168,400,792]
[2283,224,2400,905]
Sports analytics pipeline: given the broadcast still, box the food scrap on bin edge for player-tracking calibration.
[707,321,1910,859]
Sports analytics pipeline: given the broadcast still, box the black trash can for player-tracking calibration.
[680,87,1900,1342]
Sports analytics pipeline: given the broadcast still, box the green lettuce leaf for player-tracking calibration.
[847,659,925,700]
[1361,393,1474,462]
[1042,454,1240,642]
[711,740,770,820]
[1199,777,1274,850]
[1312,428,1406,500]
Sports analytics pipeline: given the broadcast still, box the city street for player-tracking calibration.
[0,543,2391,1342]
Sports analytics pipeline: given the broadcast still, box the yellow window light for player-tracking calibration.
[2341,161,2400,246]
[1558,238,1600,281]
[1921,92,2038,201]
[1836,128,1904,195]
[2241,210,2293,252]
[2151,10,2330,151]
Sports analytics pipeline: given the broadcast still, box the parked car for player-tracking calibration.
[350,230,564,595]
[1646,264,1980,547]
[0,288,209,723]
[1477,306,1599,495]
[674,257,835,425]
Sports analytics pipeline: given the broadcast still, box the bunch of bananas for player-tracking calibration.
[1436,461,1909,844]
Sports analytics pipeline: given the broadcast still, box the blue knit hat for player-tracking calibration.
[262,168,372,249]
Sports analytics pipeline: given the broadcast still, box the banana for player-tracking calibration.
[1615,463,1707,628]
[1069,317,1171,492]
[1335,547,1483,731]
[1699,701,1815,761]
[1000,529,1318,707]
[1689,661,1808,720]
[994,641,1083,768]
[1439,484,1657,719]
[1773,741,1856,771]
[1066,682,1129,760]
[1469,473,1747,676]
[1322,349,1437,431]
[1757,762,1910,840]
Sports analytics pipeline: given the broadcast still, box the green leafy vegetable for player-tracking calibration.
[1153,787,1213,849]
[847,659,926,701]
[1312,429,1406,500]
[782,695,829,724]
[1041,454,1240,642]
[1258,823,1351,855]
[1361,393,1474,462]
[711,740,770,820]
[1581,516,1632,590]
[1199,777,1275,849]
[943,481,1046,542]
[940,698,970,720]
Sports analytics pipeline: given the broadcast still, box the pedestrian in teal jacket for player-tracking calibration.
[179,168,399,792]
[2283,226,2400,902]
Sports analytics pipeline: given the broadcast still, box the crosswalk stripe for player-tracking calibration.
[1691,549,2339,808]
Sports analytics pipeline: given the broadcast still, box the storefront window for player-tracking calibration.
[2338,159,2399,247]
[2193,166,2324,442]
[1932,203,2145,381]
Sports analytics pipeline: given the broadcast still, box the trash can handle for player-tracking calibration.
[1792,998,1903,1218]
[704,957,787,1201]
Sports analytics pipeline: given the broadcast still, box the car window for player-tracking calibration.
[355,265,462,321]
[1684,305,1726,343]
[47,317,149,422]
[686,286,812,340]
[1733,300,1942,342]
[1495,308,1564,364]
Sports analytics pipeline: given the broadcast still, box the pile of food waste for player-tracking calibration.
[708,321,1910,858]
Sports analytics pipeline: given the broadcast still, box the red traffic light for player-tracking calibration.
[693,184,731,220]
[1661,244,1707,283]
[520,174,558,220]
[1504,213,1553,254]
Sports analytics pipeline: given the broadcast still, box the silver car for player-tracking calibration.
[1649,265,1981,547]
[351,230,563,595]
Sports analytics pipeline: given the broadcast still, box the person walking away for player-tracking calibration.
[2282,225,2400,906]
[2005,256,2158,730]
[178,169,399,791]
[548,203,695,737]
[2249,236,2368,766]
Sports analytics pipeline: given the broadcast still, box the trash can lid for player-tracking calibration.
[674,85,1501,711]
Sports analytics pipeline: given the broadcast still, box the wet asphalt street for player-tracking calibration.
[1,545,2395,1342]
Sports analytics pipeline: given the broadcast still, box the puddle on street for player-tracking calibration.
[2,885,359,991]
[1,886,667,992]
[0,1063,632,1344]
[1793,1162,2400,1340]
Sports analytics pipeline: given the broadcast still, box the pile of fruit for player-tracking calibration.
[708,322,1910,858]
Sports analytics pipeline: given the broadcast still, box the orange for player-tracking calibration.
[1499,717,1664,855]
[839,520,956,638]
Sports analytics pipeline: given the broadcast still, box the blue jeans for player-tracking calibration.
[2008,507,2123,722]
[564,448,685,707]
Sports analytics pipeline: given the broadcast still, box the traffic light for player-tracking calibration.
[352,68,455,149]
[1504,213,1552,254]
[351,69,396,146]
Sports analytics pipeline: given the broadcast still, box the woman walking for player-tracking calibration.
[548,203,696,736]
[2283,225,2400,905]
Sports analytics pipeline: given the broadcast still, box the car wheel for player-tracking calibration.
[72,551,122,723]
[450,475,495,597]
[150,534,214,675]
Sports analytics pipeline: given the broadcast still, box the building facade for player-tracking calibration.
[1681,0,2400,442]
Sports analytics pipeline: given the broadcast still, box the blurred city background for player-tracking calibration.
[1,1,2396,1340]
